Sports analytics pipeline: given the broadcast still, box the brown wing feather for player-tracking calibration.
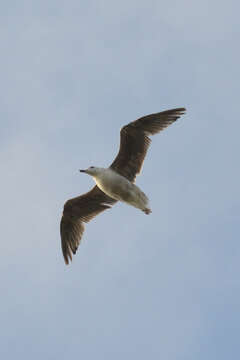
[110,108,186,182]
[60,186,117,264]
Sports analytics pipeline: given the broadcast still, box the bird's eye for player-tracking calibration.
[90,166,94,169]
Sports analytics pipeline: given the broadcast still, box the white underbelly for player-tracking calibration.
[94,170,149,209]
[94,173,131,201]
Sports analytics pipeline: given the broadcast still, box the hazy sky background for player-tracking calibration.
[1,1,239,359]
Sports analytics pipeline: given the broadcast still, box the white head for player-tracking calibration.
[79,166,103,177]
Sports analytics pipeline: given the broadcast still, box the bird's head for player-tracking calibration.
[79,166,102,176]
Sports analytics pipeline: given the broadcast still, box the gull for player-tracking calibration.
[60,107,186,264]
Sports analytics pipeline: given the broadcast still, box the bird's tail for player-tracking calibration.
[143,207,152,215]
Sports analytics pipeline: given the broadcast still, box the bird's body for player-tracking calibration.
[60,107,186,264]
[91,167,151,214]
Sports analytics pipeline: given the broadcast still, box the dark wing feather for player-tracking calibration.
[110,108,186,182]
[60,186,117,264]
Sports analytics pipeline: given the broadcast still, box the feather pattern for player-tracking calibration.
[110,108,186,182]
[60,186,117,264]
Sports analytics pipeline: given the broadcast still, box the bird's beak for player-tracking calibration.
[79,169,86,173]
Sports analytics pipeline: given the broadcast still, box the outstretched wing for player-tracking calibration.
[110,108,186,182]
[60,186,117,264]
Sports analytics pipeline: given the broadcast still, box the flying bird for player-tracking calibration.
[60,107,186,264]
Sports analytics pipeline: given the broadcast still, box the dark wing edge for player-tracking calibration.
[60,186,117,265]
[110,107,186,182]
[130,107,186,135]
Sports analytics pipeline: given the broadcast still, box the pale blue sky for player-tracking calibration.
[1,1,240,359]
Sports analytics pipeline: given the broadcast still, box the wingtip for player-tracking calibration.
[174,107,186,114]
[64,257,70,265]
[63,250,71,265]
[172,107,186,119]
